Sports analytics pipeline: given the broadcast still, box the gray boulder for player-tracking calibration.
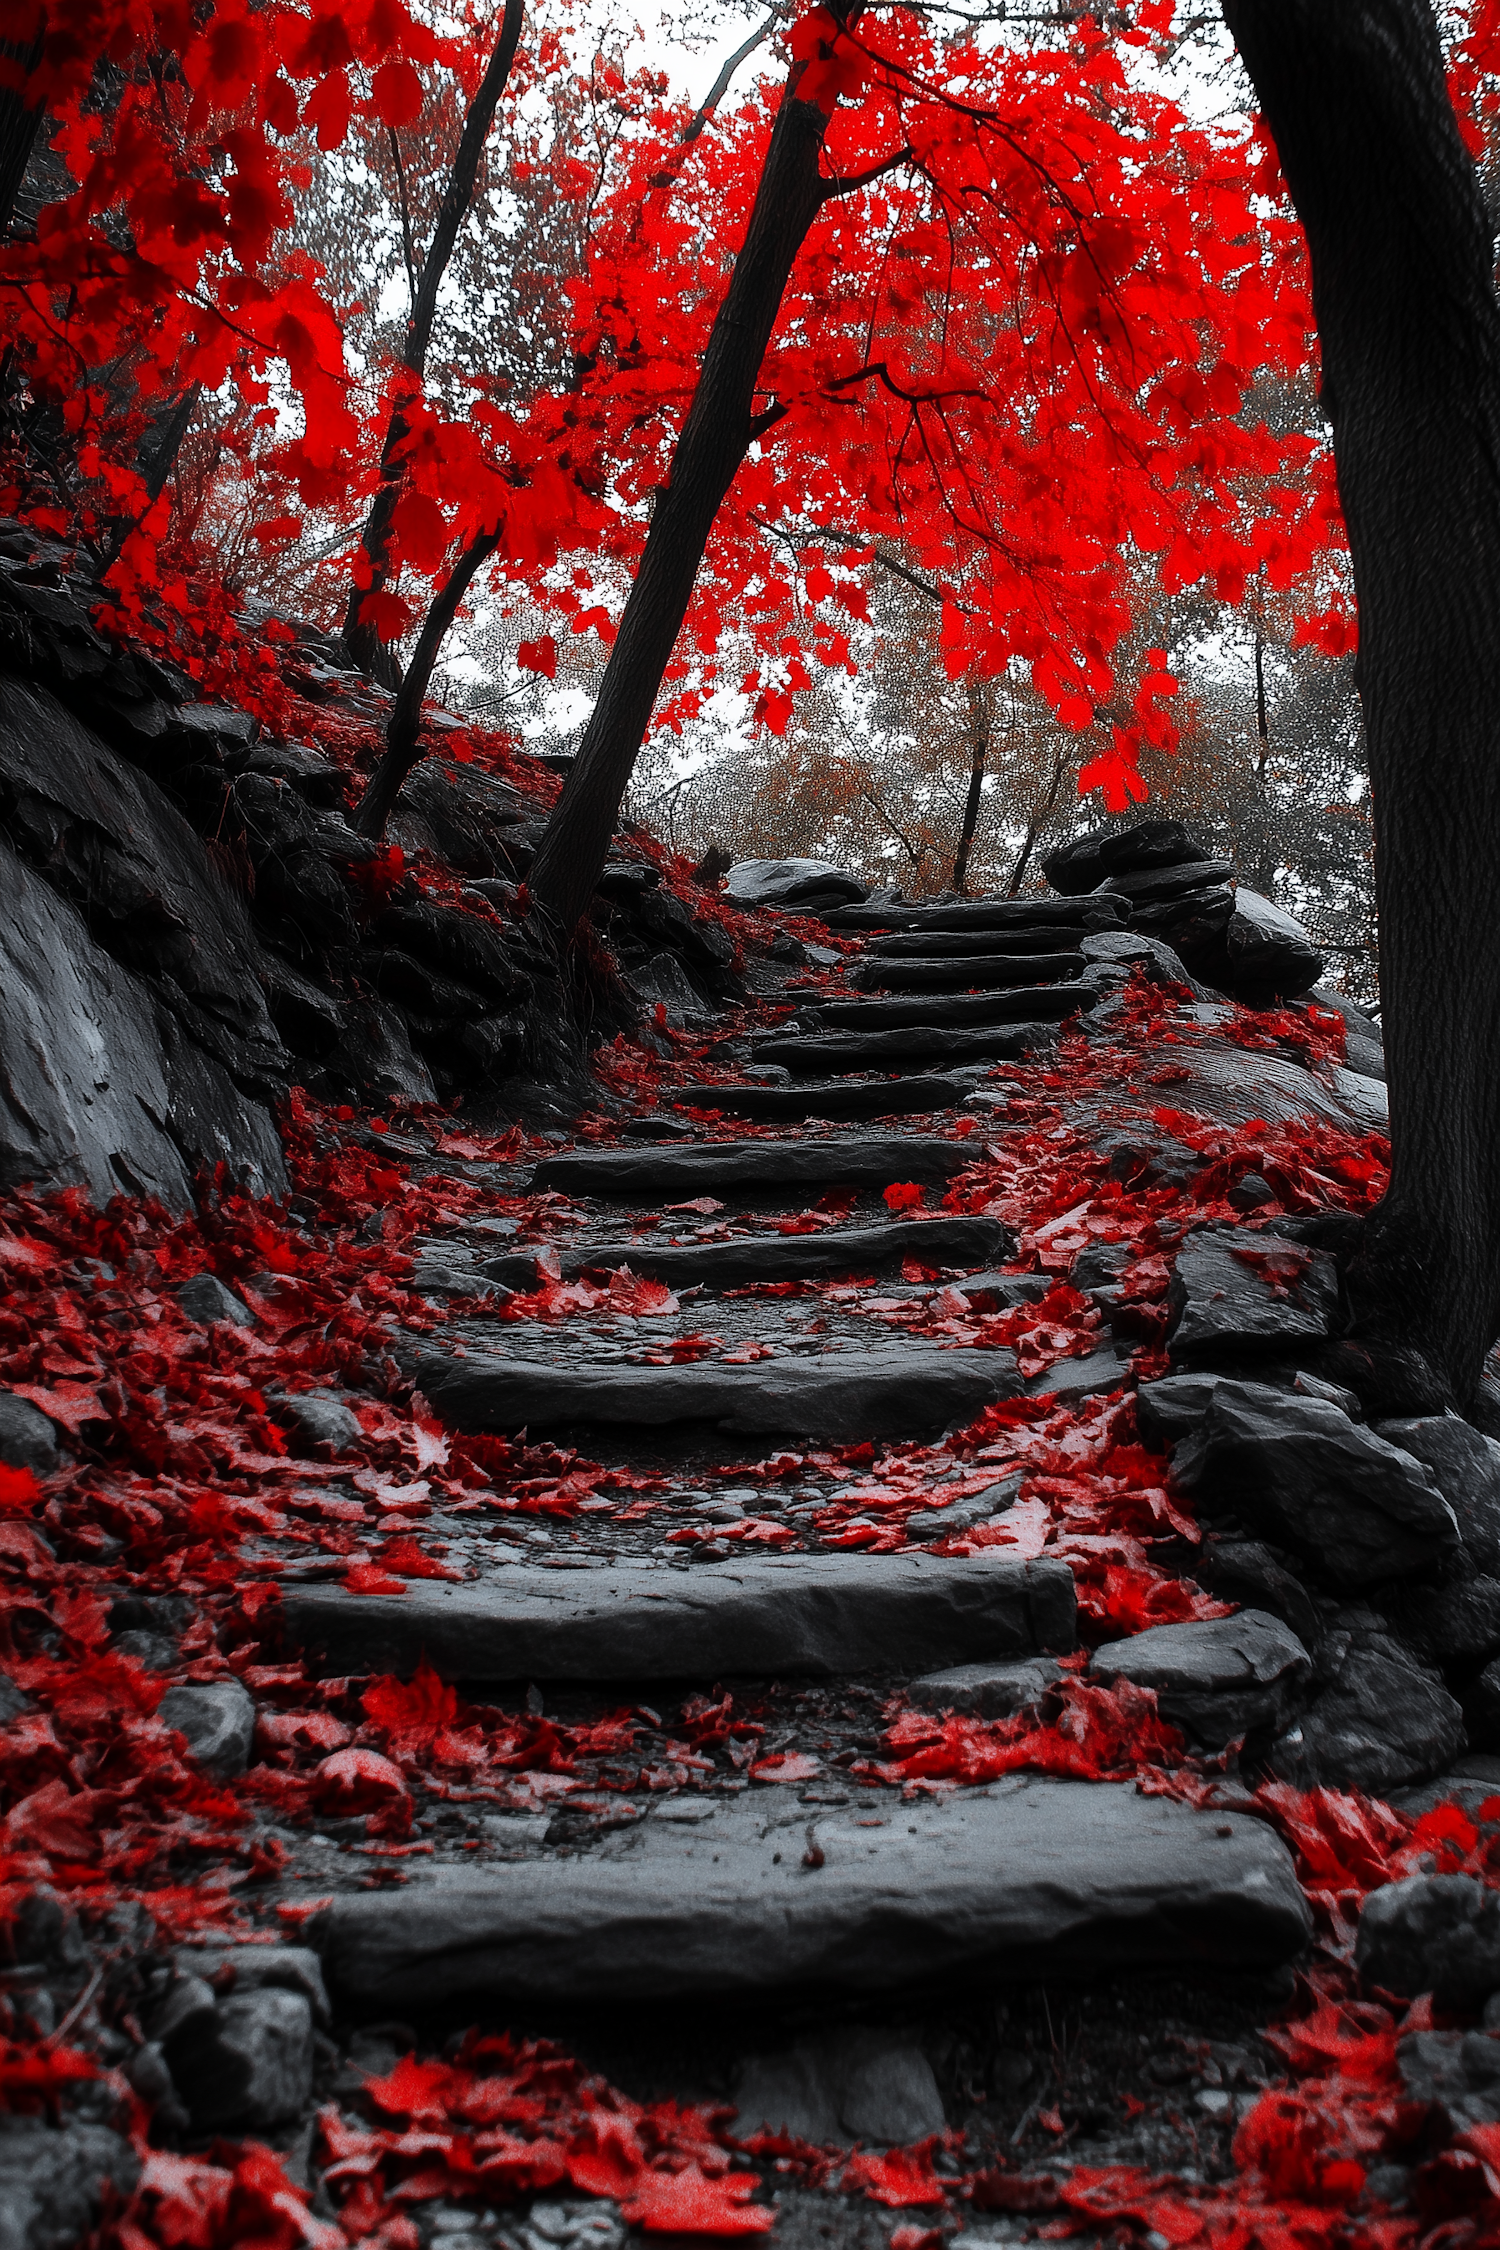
[1172,1382,1460,1587]
[734,2029,945,2146]
[1167,1230,1338,1363]
[179,1943,329,2025]
[158,1680,256,1779]
[1042,820,1209,896]
[1090,1612,1311,1750]
[1357,1874,1500,2009]
[1223,888,1324,997]
[1381,1574,1500,1669]
[169,1987,314,2131]
[624,951,710,1029]
[0,1393,59,1476]
[1272,1628,1464,1795]
[724,859,868,910]
[908,1656,1063,1718]
[1190,1539,1321,1653]
[1372,1415,1500,1576]
[0,2116,139,2250]
[174,1274,255,1328]
[266,1391,361,1455]
[1079,928,1213,1000]
[1395,2027,1500,2135]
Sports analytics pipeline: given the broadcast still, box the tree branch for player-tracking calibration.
[820,146,912,202]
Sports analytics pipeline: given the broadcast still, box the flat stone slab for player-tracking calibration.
[855,955,1086,994]
[408,1342,1023,1439]
[530,1135,971,1196]
[1168,1230,1337,1362]
[485,1216,1012,1290]
[867,928,1093,958]
[823,897,1126,934]
[310,1777,1313,2009]
[801,987,1089,1031]
[753,1022,1061,1076]
[282,1550,1076,1682]
[668,1076,972,1121]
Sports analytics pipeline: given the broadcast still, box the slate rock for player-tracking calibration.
[1192,1539,1321,1653]
[410,1340,1022,1442]
[1224,888,1324,997]
[1043,820,1210,896]
[1465,1656,1500,1749]
[1381,1574,1500,1669]
[1172,1382,1460,1587]
[1025,1346,1132,1404]
[750,1021,1061,1077]
[1079,928,1213,999]
[904,1473,1024,1542]
[868,927,1090,958]
[391,758,528,877]
[1167,1230,1338,1362]
[625,951,712,1028]
[532,1135,970,1197]
[1100,858,1235,902]
[1356,1874,1500,2010]
[725,859,868,909]
[854,953,1086,995]
[0,2116,140,2250]
[158,1680,256,1779]
[908,1656,1063,1718]
[669,1075,973,1122]
[180,1943,330,2025]
[0,1392,60,1475]
[734,2029,945,2145]
[283,1551,1077,1682]
[1135,1372,1241,1449]
[1090,1612,1311,1750]
[169,1987,314,2131]
[313,1775,1312,2009]
[1395,2026,1500,2133]
[266,1391,361,1455]
[324,994,437,1106]
[822,895,1128,935]
[174,1273,255,1328]
[801,986,1090,1032]
[1372,1416,1500,1576]
[485,1217,1013,1292]
[1272,1629,1464,1794]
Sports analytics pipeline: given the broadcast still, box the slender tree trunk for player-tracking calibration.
[1223,0,1500,1403]
[0,20,46,237]
[952,674,990,893]
[526,19,855,939]
[1248,627,1278,892]
[1007,748,1066,897]
[343,0,524,679]
[353,527,501,838]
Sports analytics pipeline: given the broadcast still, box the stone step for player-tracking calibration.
[484,1215,1011,1291]
[529,1134,972,1196]
[668,1074,972,1121]
[282,1549,1075,1682]
[822,896,1128,934]
[406,1339,1022,1440]
[853,953,1086,993]
[865,927,1092,958]
[751,1020,1061,1077]
[308,1779,1313,2010]
[800,985,1091,1032]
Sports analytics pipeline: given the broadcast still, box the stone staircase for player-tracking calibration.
[263,876,1322,2022]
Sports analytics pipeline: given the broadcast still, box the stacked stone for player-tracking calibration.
[1041,817,1326,1003]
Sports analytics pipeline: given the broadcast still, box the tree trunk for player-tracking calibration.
[1223,0,1500,1403]
[525,25,849,938]
[952,675,990,893]
[353,527,500,838]
[343,0,524,679]
[0,20,46,238]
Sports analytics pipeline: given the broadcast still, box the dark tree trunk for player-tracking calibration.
[1223,0,1500,1402]
[952,675,990,893]
[1007,748,1066,897]
[0,21,46,238]
[353,527,501,838]
[525,24,852,939]
[343,0,524,679]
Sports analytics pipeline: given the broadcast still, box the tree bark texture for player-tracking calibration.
[0,20,46,238]
[1223,0,1500,1400]
[952,675,991,893]
[525,38,845,938]
[343,0,524,678]
[354,527,500,837]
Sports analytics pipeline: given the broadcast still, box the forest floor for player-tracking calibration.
[0,916,1492,2250]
